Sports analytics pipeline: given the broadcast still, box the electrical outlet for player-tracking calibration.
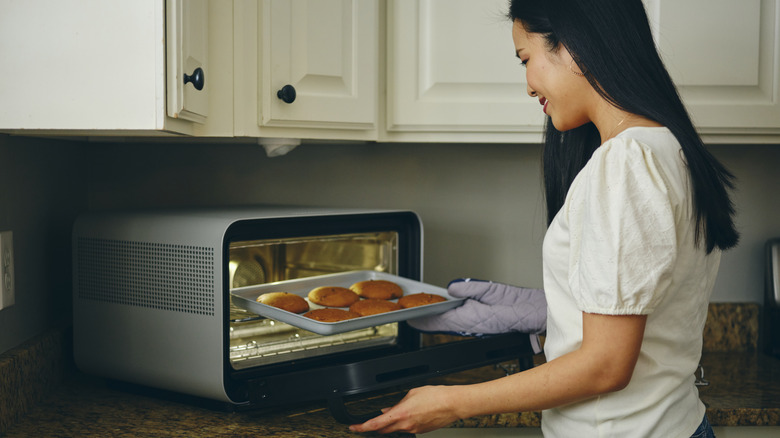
[0,231,14,310]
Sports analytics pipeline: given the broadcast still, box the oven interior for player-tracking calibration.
[227,231,403,370]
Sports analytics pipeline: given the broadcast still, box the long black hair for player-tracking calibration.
[509,0,739,253]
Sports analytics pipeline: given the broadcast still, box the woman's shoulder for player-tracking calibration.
[584,126,690,203]
[607,126,680,157]
[592,126,683,173]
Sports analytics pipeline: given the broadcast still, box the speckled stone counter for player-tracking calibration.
[1,371,415,438]
[2,351,778,437]
[698,352,780,426]
[2,303,779,436]
[0,327,68,433]
[697,303,780,425]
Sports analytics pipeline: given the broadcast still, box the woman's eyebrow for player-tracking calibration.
[515,49,523,59]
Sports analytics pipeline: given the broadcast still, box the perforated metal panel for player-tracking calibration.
[76,237,216,315]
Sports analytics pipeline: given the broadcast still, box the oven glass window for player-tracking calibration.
[228,232,400,369]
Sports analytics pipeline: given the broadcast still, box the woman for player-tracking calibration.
[350,0,738,436]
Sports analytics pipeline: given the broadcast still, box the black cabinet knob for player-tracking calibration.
[183,67,205,90]
[277,84,296,104]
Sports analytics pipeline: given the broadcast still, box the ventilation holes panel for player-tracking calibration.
[77,238,216,315]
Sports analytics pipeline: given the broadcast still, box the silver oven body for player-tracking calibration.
[73,207,422,404]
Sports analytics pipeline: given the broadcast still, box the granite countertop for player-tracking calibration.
[2,303,779,436]
[2,351,779,437]
[1,370,413,438]
[698,352,780,426]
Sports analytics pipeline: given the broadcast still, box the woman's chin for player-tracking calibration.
[549,117,588,133]
[549,117,568,132]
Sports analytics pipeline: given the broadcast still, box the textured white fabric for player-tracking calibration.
[541,127,720,437]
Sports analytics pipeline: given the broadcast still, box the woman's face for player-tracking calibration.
[512,20,594,131]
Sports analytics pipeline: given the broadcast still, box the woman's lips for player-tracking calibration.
[539,97,548,114]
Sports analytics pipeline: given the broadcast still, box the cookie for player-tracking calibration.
[349,299,402,317]
[397,292,446,309]
[308,286,360,307]
[303,308,361,322]
[349,280,403,300]
[256,292,310,313]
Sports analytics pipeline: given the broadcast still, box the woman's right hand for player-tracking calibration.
[349,385,462,435]
[407,279,546,335]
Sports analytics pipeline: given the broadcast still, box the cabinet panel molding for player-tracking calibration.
[166,0,209,124]
[258,0,378,130]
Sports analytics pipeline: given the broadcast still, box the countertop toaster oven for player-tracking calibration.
[73,206,533,422]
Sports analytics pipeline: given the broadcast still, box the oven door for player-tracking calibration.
[220,211,536,423]
[222,211,423,402]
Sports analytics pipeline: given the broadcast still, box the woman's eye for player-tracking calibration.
[519,59,528,67]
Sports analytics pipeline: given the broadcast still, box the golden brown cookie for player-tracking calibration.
[256,292,310,313]
[349,299,402,317]
[303,308,361,322]
[397,292,446,309]
[307,286,360,307]
[349,280,404,300]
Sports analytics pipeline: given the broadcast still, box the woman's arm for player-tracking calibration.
[350,312,647,435]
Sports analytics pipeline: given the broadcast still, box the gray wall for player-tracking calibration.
[1,133,779,354]
[86,140,549,288]
[0,135,87,354]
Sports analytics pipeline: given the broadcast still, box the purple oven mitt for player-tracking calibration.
[407,278,547,353]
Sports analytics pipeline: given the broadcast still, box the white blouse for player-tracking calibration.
[541,127,721,437]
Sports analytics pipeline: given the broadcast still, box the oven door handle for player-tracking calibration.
[326,396,383,425]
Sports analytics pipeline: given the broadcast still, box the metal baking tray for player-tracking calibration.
[230,270,464,335]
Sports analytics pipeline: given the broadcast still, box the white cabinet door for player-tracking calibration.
[258,0,378,131]
[385,0,545,143]
[387,0,780,143]
[0,0,163,132]
[167,0,209,124]
[0,0,216,135]
[645,0,780,139]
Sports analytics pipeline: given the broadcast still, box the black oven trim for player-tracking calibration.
[243,331,533,424]
[220,211,423,403]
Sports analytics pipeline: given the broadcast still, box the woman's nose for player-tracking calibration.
[527,85,537,97]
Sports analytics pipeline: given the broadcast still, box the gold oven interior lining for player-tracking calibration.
[228,231,400,370]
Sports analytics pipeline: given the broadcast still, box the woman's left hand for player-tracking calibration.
[349,385,461,434]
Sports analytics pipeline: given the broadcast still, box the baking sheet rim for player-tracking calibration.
[230,270,463,335]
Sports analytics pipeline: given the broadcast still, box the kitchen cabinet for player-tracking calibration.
[383,0,546,143]
[0,0,230,136]
[1,0,777,143]
[233,0,380,141]
[384,0,780,143]
[644,0,780,143]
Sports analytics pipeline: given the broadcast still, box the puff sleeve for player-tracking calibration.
[566,138,678,315]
